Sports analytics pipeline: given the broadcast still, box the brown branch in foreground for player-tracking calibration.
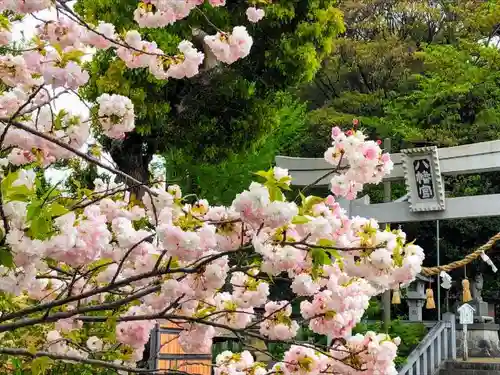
[298,153,345,197]
[55,0,164,57]
[0,247,250,325]
[0,347,184,374]
[0,120,156,195]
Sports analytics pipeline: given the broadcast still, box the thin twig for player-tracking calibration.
[0,347,186,374]
[1,120,156,195]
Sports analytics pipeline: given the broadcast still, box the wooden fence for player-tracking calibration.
[148,323,213,375]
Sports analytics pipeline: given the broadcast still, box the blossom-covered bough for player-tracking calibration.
[0,1,425,374]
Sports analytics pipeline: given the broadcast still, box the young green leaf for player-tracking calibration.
[291,215,310,224]
[0,247,13,268]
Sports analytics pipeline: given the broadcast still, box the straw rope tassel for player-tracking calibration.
[392,287,401,305]
[462,279,472,303]
[422,232,500,276]
[426,287,435,309]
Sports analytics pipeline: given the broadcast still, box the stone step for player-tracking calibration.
[438,360,500,375]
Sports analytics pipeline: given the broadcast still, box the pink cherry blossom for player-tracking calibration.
[246,7,265,23]
[96,93,135,139]
[204,26,253,64]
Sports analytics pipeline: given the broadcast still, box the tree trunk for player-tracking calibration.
[108,133,154,200]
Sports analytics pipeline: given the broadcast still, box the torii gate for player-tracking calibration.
[276,139,500,328]
[276,140,500,222]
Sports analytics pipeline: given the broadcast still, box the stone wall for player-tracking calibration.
[456,323,500,357]
[439,360,500,375]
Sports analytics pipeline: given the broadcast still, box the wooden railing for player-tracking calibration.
[398,313,456,375]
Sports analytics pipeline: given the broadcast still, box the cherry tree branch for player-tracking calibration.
[0,246,251,324]
[0,120,156,195]
[55,0,164,57]
[0,347,189,374]
[111,234,156,284]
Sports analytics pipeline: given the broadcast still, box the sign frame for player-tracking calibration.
[402,146,445,212]
[458,303,475,325]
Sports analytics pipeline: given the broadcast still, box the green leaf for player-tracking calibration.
[311,248,331,267]
[392,246,403,267]
[27,201,43,221]
[27,344,37,355]
[299,191,306,203]
[88,258,113,275]
[254,170,274,181]
[291,215,310,224]
[31,356,54,375]
[28,216,53,240]
[1,170,35,202]
[326,248,343,269]
[0,247,13,268]
[0,14,11,31]
[47,203,69,217]
[277,176,292,189]
[317,238,335,247]
[1,170,18,194]
[106,315,117,327]
[52,42,63,56]
[301,195,325,214]
[66,330,79,342]
[268,184,284,202]
[62,49,85,64]
[53,110,68,131]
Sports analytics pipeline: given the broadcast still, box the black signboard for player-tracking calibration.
[413,158,434,200]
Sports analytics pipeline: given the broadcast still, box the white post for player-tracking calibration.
[458,304,474,361]
[382,138,392,333]
[451,316,457,360]
[437,220,441,320]
[463,324,468,361]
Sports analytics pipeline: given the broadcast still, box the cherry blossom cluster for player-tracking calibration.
[299,264,375,338]
[0,0,52,14]
[259,301,299,340]
[96,94,135,139]
[215,350,267,375]
[0,0,264,116]
[0,106,91,166]
[212,336,399,375]
[0,126,422,373]
[325,126,393,200]
[0,0,271,180]
[0,0,413,372]
[204,27,254,64]
[134,0,266,28]
[327,333,400,375]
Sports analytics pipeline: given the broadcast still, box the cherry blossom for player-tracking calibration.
[259,301,299,340]
[246,7,265,23]
[96,93,135,139]
[204,26,253,64]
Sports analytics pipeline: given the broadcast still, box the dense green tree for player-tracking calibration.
[74,0,345,194]
[297,0,500,153]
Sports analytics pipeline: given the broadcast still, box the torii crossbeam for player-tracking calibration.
[276,140,500,223]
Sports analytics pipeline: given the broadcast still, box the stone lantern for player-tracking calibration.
[405,274,433,321]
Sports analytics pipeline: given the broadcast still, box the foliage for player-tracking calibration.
[8,359,117,375]
[75,0,345,182]
[298,0,500,152]
[164,91,308,204]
